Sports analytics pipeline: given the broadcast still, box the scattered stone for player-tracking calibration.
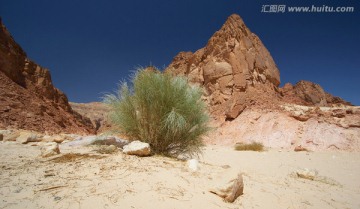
[187,159,199,172]
[16,132,42,144]
[91,136,129,148]
[294,145,308,152]
[210,170,244,203]
[3,131,20,141]
[296,168,318,180]
[42,135,68,143]
[52,136,67,143]
[123,140,151,157]
[96,145,118,154]
[40,142,60,157]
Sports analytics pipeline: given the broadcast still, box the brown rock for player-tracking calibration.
[16,131,42,144]
[3,131,20,142]
[294,145,308,152]
[281,81,352,107]
[165,14,281,119]
[0,18,95,134]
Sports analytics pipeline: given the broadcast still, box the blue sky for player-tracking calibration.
[1,0,359,105]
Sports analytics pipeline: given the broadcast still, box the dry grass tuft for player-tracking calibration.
[234,142,264,152]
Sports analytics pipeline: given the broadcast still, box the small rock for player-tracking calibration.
[296,168,318,180]
[52,135,68,143]
[92,136,129,148]
[187,159,199,172]
[209,170,244,203]
[40,142,60,157]
[294,145,308,152]
[3,131,20,141]
[123,141,151,157]
[16,132,41,144]
[0,133,3,141]
[97,145,117,154]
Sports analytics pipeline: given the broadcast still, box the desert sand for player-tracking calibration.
[1,141,359,209]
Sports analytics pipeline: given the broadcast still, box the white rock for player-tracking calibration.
[40,142,60,157]
[123,140,151,157]
[209,170,244,203]
[187,159,199,172]
[296,168,318,180]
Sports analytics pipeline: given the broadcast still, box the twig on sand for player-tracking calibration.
[37,185,67,192]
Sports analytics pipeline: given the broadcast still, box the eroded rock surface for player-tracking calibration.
[0,18,95,134]
[165,14,281,120]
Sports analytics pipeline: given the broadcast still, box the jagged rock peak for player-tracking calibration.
[166,14,281,119]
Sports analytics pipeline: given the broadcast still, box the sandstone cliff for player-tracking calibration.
[0,18,95,134]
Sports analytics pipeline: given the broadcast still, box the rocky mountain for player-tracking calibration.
[0,18,95,134]
[166,14,281,120]
[280,80,352,106]
[166,14,359,151]
[166,14,351,121]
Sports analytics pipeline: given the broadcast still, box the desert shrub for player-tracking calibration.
[104,67,210,157]
[234,142,264,151]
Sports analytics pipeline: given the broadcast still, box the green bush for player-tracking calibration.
[234,142,264,152]
[104,67,210,157]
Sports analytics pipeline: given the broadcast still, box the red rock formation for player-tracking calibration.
[166,14,352,121]
[0,18,95,134]
[281,81,352,106]
[165,14,281,120]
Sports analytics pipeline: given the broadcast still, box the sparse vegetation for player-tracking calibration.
[104,67,210,157]
[234,142,264,151]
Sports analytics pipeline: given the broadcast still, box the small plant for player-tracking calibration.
[234,142,264,151]
[104,67,210,157]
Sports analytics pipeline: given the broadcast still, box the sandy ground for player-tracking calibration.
[1,142,359,209]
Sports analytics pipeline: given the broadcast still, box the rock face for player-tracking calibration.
[165,14,281,120]
[166,14,352,121]
[70,102,111,133]
[0,18,95,134]
[281,81,352,106]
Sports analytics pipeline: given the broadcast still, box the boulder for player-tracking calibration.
[91,136,129,148]
[210,170,244,203]
[16,132,42,144]
[123,141,151,157]
[3,131,20,141]
[40,142,60,157]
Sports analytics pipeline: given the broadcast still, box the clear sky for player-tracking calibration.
[1,0,359,105]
